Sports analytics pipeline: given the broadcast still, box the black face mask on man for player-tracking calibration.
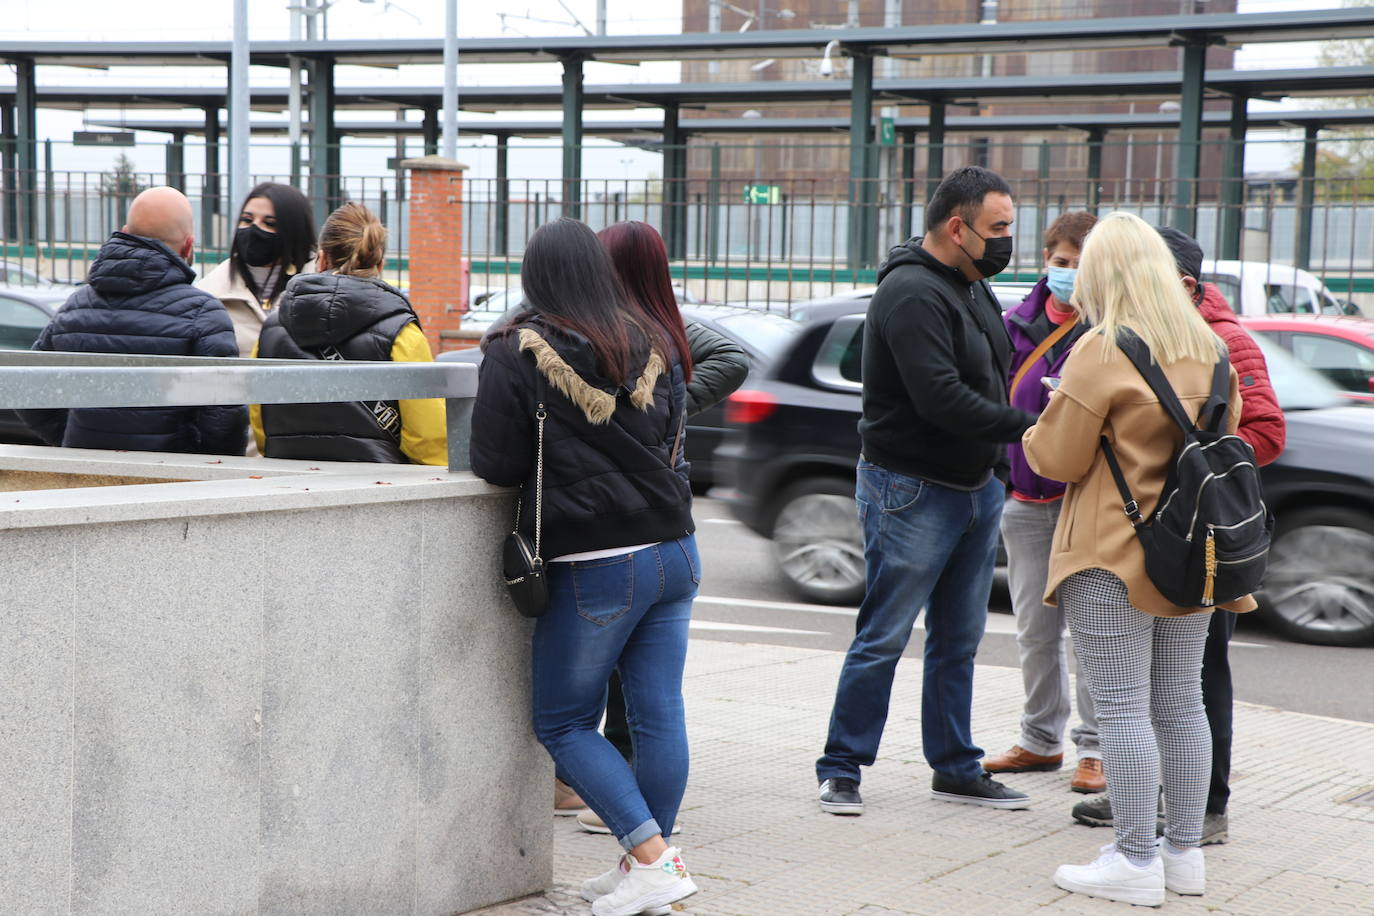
[235,224,282,268]
[958,223,1014,279]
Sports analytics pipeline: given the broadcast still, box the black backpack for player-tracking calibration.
[1098,332,1273,608]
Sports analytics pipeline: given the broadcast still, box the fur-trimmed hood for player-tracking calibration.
[512,320,664,425]
[469,314,694,560]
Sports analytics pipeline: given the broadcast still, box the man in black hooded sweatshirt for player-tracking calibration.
[816,166,1038,816]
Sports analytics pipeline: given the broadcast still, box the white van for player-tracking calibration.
[1200,260,1353,317]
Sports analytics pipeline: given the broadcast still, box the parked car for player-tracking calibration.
[440,303,801,491]
[1201,260,1353,317]
[788,282,1032,323]
[0,284,76,444]
[1239,314,1374,403]
[465,284,715,335]
[718,299,1374,647]
[0,260,73,288]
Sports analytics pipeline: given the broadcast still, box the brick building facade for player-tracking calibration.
[680,0,1237,201]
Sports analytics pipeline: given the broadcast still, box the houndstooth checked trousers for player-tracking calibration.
[1060,568,1213,864]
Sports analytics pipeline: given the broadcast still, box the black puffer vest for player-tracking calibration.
[257,271,418,463]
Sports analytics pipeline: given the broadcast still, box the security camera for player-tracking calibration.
[819,39,840,77]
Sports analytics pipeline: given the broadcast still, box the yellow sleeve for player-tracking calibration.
[249,340,266,455]
[391,323,449,466]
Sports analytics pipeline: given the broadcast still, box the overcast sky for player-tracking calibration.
[0,0,1353,180]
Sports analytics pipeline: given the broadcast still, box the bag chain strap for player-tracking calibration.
[533,402,545,562]
[511,396,547,564]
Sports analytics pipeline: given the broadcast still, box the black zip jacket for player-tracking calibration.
[858,239,1036,488]
[469,317,694,558]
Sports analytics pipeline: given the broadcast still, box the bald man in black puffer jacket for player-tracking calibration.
[20,187,247,456]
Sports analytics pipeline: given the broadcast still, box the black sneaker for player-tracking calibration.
[1071,792,1166,836]
[818,777,864,815]
[931,771,1031,810]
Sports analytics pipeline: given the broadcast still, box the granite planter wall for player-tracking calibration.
[0,447,550,915]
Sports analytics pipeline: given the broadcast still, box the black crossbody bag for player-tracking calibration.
[500,373,686,619]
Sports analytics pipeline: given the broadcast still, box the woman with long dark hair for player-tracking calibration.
[198,181,316,358]
[251,202,445,465]
[558,220,747,835]
[470,218,700,916]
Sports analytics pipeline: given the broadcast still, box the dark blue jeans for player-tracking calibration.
[532,535,698,851]
[817,462,1003,785]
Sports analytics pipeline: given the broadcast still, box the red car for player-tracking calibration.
[1239,314,1374,403]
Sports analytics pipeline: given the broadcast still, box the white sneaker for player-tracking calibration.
[591,846,698,916]
[1054,843,1165,907]
[579,856,672,915]
[1158,839,1206,895]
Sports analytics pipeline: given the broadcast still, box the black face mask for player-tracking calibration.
[960,224,1014,279]
[235,224,282,268]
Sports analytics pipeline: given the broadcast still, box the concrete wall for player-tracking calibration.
[0,447,551,915]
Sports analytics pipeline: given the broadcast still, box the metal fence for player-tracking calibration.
[3,136,1373,308]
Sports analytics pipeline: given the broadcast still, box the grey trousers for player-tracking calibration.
[1062,569,1212,863]
[1001,497,1100,758]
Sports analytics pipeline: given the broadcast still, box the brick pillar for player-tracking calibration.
[403,155,469,353]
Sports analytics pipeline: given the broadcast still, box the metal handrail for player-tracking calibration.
[0,350,478,471]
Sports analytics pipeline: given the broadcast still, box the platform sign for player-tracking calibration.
[73,131,135,147]
[744,184,781,205]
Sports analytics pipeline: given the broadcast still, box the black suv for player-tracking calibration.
[718,299,1374,647]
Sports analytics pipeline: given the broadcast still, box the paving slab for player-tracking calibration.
[471,639,1374,915]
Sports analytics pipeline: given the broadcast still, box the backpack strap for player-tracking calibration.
[1115,330,1195,434]
[1201,355,1231,433]
[1116,329,1229,435]
[1098,435,1145,528]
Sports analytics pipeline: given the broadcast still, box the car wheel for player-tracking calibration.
[1258,507,1374,647]
[770,477,864,605]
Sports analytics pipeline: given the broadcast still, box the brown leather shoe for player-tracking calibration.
[1071,757,1106,793]
[982,745,1063,773]
[554,778,587,816]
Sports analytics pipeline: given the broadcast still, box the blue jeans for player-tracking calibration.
[531,535,699,851]
[817,462,1003,785]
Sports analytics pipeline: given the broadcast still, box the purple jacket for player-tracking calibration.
[1004,278,1087,500]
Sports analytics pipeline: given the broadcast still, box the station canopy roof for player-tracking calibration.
[90,108,1374,141]
[0,7,1373,68]
[8,66,1374,116]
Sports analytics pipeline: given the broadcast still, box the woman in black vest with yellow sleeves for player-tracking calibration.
[251,202,447,464]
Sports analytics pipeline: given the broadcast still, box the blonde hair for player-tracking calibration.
[1072,211,1223,367]
[318,201,387,276]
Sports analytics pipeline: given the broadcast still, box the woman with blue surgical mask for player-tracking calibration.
[982,212,1106,793]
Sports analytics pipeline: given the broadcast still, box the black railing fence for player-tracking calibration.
[3,136,1371,308]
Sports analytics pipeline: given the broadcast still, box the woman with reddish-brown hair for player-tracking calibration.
[598,221,748,418]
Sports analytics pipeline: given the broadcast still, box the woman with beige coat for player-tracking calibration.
[1023,213,1250,908]
[197,182,316,358]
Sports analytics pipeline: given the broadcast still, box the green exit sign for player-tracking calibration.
[878,116,896,146]
[744,184,781,205]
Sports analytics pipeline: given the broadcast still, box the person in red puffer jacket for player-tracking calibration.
[1156,230,1285,466]
[1070,227,1287,846]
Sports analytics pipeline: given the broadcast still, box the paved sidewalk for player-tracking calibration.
[473,639,1374,915]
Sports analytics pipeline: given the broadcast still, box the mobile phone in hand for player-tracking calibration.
[1041,376,1061,391]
